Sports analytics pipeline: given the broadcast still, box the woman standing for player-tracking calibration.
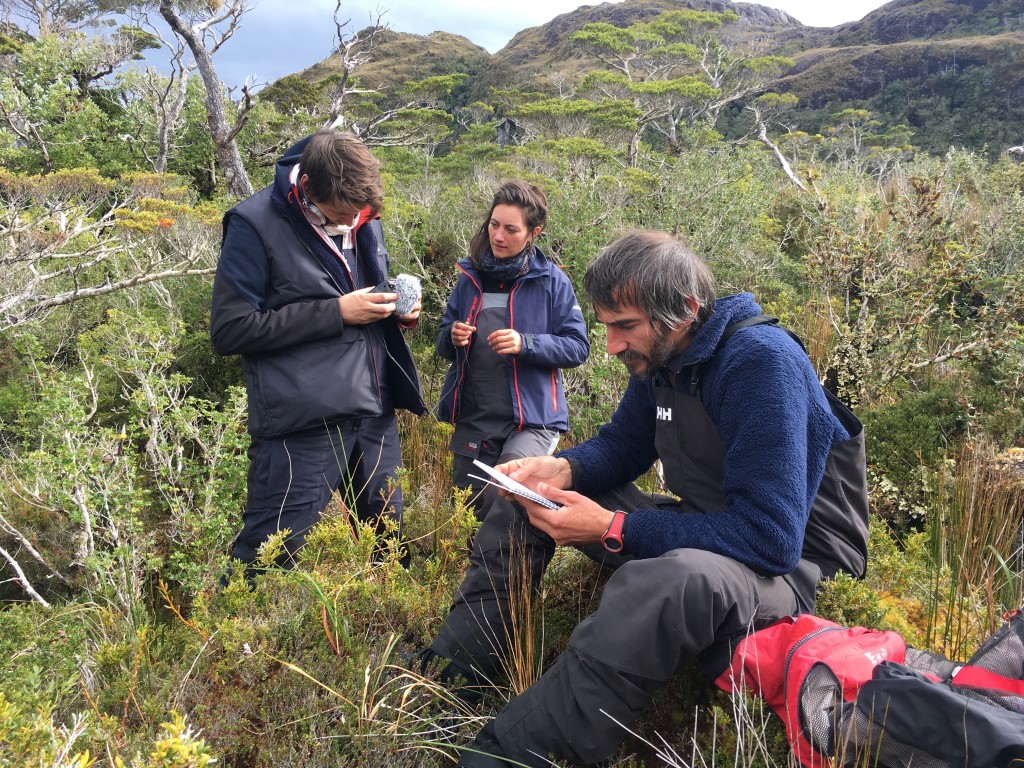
[436,181,590,518]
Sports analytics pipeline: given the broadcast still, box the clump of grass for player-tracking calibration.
[926,440,1024,657]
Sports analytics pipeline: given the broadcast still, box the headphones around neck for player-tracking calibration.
[295,183,332,228]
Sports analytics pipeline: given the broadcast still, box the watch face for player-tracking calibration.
[602,534,624,553]
[602,510,626,553]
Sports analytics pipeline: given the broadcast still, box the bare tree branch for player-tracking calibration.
[746,103,806,192]
[324,5,389,131]
[0,544,51,607]
[124,6,197,173]
[0,506,70,586]
[0,171,220,329]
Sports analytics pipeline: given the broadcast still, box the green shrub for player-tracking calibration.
[862,379,972,526]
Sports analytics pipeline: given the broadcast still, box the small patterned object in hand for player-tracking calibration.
[393,273,422,316]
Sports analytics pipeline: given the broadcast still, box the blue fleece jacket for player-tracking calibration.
[560,293,848,576]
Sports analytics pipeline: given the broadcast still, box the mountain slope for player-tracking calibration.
[825,0,1024,46]
[474,0,804,96]
[296,29,489,89]
[274,0,1024,155]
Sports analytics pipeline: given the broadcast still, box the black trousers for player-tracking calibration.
[434,486,814,767]
[232,413,404,568]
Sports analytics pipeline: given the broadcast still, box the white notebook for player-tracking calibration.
[467,458,561,510]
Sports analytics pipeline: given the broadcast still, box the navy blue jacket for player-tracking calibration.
[561,293,851,576]
[436,249,590,432]
[210,136,424,437]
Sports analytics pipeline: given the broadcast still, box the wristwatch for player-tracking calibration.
[601,510,628,554]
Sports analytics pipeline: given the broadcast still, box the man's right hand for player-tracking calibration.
[498,455,573,493]
[339,287,397,325]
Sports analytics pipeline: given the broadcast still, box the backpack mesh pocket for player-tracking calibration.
[966,610,1024,679]
[956,611,1024,713]
[902,647,958,679]
[835,699,949,768]
[798,662,842,758]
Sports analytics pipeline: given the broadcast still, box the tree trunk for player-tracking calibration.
[754,114,806,192]
[628,130,640,168]
[158,1,253,199]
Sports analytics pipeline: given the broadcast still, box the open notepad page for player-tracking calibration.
[467,458,561,510]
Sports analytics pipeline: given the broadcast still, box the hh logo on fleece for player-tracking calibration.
[657,406,672,422]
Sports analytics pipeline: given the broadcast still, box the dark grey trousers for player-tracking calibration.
[433,485,814,767]
[451,427,561,520]
[233,414,404,568]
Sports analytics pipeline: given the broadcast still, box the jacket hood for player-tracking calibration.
[270,135,311,209]
[279,135,310,166]
[682,293,764,366]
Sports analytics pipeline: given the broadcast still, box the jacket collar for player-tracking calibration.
[460,245,555,280]
[679,293,764,367]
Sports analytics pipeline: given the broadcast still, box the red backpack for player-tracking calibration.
[714,614,906,767]
[714,610,1024,768]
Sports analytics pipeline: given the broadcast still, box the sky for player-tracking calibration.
[207,0,893,87]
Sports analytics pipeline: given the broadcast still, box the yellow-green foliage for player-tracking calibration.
[0,695,216,768]
[0,693,95,768]
[118,713,217,768]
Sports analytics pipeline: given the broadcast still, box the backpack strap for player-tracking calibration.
[718,314,782,347]
[689,314,794,395]
[952,665,1024,696]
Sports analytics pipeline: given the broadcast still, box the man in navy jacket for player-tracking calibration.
[434,230,869,767]
[211,130,424,574]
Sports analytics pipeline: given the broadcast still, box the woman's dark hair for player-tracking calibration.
[299,130,383,216]
[469,180,548,267]
[584,230,717,331]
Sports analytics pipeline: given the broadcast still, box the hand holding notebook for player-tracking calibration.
[467,458,561,510]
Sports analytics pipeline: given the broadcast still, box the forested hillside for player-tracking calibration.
[278,0,1024,157]
[1,1,1023,766]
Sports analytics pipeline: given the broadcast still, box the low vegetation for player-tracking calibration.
[2,135,1023,766]
[1,2,1023,766]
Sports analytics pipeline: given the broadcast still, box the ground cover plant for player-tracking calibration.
[2,12,1024,760]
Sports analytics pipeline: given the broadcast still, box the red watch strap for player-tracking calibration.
[602,510,628,553]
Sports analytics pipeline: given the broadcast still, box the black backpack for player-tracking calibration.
[841,609,1024,768]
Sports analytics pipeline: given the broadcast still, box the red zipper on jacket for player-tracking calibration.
[509,281,525,431]
[450,266,482,424]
